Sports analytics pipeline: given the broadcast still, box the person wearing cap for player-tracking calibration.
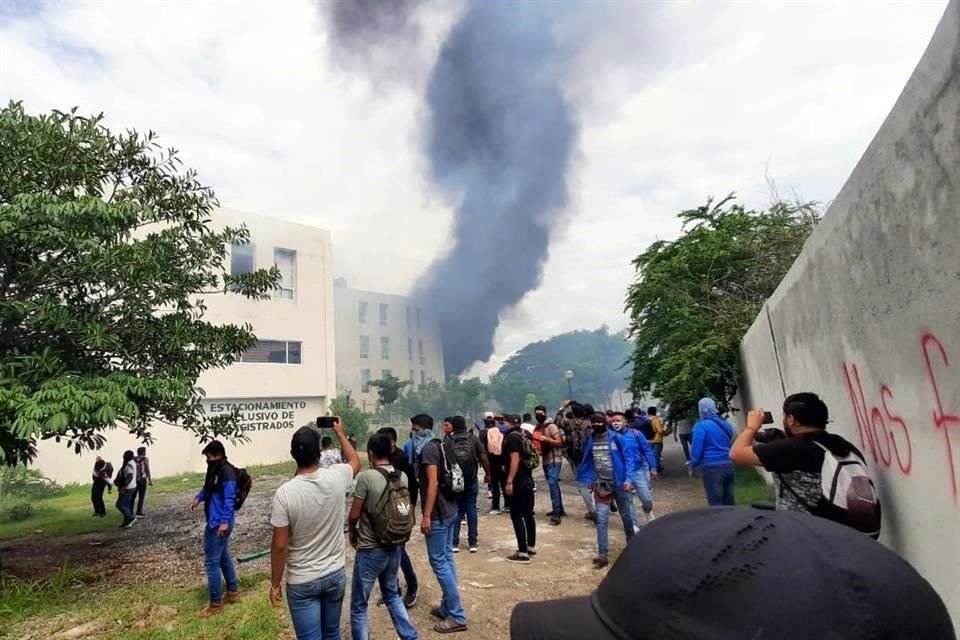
[576,412,637,568]
[509,507,956,640]
[690,397,736,506]
[267,419,362,638]
[189,440,241,617]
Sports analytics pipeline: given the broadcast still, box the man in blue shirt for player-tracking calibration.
[613,412,658,528]
[576,413,637,568]
[189,440,240,616]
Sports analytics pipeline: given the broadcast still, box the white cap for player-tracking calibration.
[484,411,495,419]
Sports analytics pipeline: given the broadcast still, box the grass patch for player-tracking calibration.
[735,467,775,505]
[0,461,295,541]
[1,569,286,640]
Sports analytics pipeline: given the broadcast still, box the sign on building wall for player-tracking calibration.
[205,397,319,433]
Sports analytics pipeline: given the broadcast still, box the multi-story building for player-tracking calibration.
[334,281,445,412]
[33,208,337,484]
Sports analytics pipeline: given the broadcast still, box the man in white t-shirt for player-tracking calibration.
[269,419,361,640]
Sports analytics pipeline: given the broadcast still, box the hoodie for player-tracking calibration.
[690,398,735,469]
[576,428,636,488]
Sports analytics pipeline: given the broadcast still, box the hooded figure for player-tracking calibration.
[690,398,736,506]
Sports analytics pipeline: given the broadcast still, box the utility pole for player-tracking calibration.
[565,370,574,399]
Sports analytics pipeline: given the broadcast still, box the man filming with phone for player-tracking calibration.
[268,416,362,640]
[729,392,882,537]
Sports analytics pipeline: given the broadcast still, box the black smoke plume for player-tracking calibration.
[328,0,577,374]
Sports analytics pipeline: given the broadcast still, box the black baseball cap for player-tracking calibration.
[510,507,954,640]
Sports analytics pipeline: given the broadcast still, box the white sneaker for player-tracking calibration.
[469,546,479,553]
[633,525,640,534]
[487,509,500,515]
[500,507,510,514]
[646,512,657,523]
[452,546,459,553]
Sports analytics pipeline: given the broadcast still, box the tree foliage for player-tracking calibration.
[625,194,819,419]
[0,102,280,464]
[489,327,632,410]
[386,376,488,425]
[367,373,409,406]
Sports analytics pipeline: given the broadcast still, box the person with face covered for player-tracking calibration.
[479,412,510,514]
[689,398,736,506]
[611,411,658,528]
[535,405,565,523]
[576,413,637,568]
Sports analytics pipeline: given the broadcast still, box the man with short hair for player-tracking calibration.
[576,413,636,568]
[536,405,565,525]
[348,433,419,640]
[447,416,489,553]
[189,441,240,616]
[134,446,152,518]
[319,435,341,468]
[267,419,361,638]
[378,426,420,608]
[479,412,509,514]
[411,413,467,634]
[730,392,882,537]
[613,412,658,527]
[505,415,536,563]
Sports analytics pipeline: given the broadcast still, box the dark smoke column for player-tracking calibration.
[413,1,576,374]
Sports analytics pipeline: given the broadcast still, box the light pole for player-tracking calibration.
[344,387,352,407]
[565,370,574,400]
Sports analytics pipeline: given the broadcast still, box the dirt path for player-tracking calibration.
[2,440,705,639]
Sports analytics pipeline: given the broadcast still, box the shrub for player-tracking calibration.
[0,502,32,523]
[0,466,65,502]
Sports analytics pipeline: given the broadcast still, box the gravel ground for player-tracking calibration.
[3,440,706,639]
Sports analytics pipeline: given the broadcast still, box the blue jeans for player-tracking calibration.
[651,442,664,472]
[453,481,479,547]
[286,567,347,640]
[351,547,418,640]
[202,526,239,604]
[702,466,736,506]
[424,514,466,625]
[629,469,654,524]
[116,489,135,523]
[595,489,635,557]
[543,463,564,514]
[578,482,596,515]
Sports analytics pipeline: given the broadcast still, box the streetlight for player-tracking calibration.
[344,387,352,407]
[565,370,574,400]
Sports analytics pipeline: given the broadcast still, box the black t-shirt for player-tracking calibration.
[754,431,860,513]
[503,431,532,485]
[416,439,457,522]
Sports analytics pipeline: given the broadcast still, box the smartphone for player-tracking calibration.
[762,411,775,425]
[316,416,337,429]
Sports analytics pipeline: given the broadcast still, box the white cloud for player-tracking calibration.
[0,0,949,379]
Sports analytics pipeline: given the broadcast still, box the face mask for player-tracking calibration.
[484,419,495,428]
[591,423,606,433]
[611,421,625,432]
[535,413,546,424]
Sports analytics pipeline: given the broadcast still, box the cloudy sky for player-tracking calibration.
[0,0,949,377]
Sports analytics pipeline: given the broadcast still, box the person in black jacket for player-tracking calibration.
[377,427,420,609]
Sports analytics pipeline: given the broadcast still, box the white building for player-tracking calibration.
[334,281,445,412]
[34,208,337,484]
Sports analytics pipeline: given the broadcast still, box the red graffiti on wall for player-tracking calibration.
[842,332,958,501]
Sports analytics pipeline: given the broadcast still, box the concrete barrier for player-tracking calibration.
[739,0,959,625]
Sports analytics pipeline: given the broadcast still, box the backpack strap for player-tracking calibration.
[371,467,400,513]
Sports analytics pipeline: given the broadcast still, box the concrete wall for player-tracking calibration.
[333,283,445,412]
[34,209,337,484]
[739,0,959,624]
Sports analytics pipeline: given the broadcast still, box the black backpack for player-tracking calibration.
[232,465,253,510]
[114,463,130,488]
[451,433,479,482]
[368,468,415,545]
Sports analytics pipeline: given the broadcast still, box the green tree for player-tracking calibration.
[0,103,280,465]
[523,393,538,415]
[367,373,409,406]
[625,194,818,418]
[328,397,369,445]
[390,376,488,424]
[489,327,632,410]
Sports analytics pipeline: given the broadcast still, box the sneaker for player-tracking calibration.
[120,520,135,529]
[506,552,530,564]
[469,546,478,553]
[402,588,418,609]
[197,603,224,618]
[527,548,537,557]
[376,596,386,607]
[592,555,609,569]
[135,514,144,519]
[434,618,468,634]
[500,507,510,514]
[549,516,561,526]
[646,512,657,523]
[633,525,641,534]
[487,508,500,515]
[225,590,242,605]
[451,546,459,553]
[556,510,568,517]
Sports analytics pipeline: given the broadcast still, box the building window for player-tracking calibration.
[406,306,411,329]
[380,336,390,360]
[420,370,426,387]
[418,339,425,365]
[358,301,368,324]
[239,340,302,364]
[382,369,392,379]
[231,242,255,276]
[360,368,371,393]
[359,335,370,359]
[416,307,422,330]
[273,248,296,299]
[407,338,413,361]
[379,303,388,326]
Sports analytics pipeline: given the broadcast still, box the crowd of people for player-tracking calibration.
[174,391,953,639]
